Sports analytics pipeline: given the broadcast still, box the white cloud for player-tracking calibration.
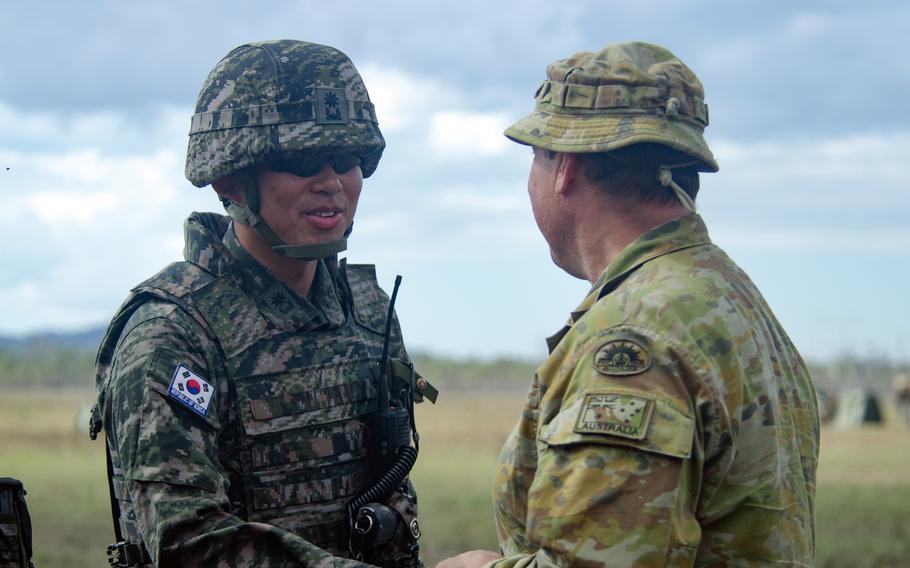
[713,131,909,181]
[707,130,910,212]
[0,104,219,334]
[5,147,189,231]
[0,101,189,153]
[0,102,58,141]
[356,65,515,162]
[429,111,511,158]
[24,190,118,225]
[358,64,455,132]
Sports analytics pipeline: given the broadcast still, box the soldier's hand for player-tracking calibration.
[435,549,502,568]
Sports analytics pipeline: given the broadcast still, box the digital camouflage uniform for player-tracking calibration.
[491,43,820,567]
[92,40,429,567]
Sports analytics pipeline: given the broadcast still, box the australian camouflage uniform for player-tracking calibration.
[491,215,820,567]
[492,42,820,566]
[92,212,428,567]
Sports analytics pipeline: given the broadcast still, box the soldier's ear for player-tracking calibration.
[555,153,580,197]
[212,172,246,205]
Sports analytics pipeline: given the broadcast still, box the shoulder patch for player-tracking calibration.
[574,393,653,440]
[168,364,215,418]
[593,339,651,376]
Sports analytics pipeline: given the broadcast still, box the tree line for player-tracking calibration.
[0,344,906,393]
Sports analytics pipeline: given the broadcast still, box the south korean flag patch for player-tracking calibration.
[168,363,214,418]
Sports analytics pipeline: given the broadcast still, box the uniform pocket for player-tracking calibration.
[234,358,378,436]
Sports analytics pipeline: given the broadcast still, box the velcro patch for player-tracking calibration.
[168,364,214,418]
[574,393,653,440]
[593,339,651,376]
[315,88,349,124]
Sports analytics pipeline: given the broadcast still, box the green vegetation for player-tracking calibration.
[0,347,95,389]
[411,352,538,391]
[2,341,906,394]
[1,390,909,567]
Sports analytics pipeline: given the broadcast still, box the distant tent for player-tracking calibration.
[834,388,883,428]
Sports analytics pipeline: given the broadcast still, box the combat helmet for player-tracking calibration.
[505,42,717,211]
[185,39,385,259]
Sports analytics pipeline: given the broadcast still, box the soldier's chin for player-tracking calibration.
[550,250,585,280]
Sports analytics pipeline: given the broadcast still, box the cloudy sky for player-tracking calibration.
[1,0,908,362]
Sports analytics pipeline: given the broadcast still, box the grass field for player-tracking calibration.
[1,389,909,567]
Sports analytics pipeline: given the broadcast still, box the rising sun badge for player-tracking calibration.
[592,339,651,376]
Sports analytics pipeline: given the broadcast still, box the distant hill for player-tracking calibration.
[0,326,105,351]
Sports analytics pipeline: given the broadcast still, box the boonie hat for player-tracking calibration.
[505,41,718,172]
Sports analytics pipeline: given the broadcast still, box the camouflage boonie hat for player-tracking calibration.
[186,40,385,187]
[505,42,718,172]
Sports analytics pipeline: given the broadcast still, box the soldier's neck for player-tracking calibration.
[572,192,688,284]
[234,223,318,297]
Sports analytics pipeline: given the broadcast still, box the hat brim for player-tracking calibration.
[504,109,719,173]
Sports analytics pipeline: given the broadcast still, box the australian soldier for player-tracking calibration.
[90,40,433,567]
[439,42,820,567]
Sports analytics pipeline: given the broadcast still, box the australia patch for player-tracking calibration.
[168,363,214,418]
[574,393,653,440]
[593,339,651,376]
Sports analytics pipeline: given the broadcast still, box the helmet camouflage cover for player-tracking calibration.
[186,40,385,187]
[505,41,718,172]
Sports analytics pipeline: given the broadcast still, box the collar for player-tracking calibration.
[545,213,712,352]
[183,212,234,276]
[222,223,345,331]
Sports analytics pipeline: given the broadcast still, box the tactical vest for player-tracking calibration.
[94,259,408,564]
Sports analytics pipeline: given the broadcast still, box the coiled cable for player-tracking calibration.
[348,445,418,516]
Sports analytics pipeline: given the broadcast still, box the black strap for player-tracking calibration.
[104,439,125,544]
[102,442,151,567]
[16,488,33,565]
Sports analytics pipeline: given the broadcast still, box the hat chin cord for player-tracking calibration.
[221,170,348,260]
[656,162,698,213]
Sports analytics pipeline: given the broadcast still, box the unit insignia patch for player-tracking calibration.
[592,339,651,376]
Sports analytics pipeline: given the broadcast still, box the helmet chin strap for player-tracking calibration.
[221,169,348,260]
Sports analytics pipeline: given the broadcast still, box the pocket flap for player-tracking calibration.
[539,388,695,459]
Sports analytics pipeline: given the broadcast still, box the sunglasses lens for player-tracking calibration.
[268,153,362,177]
[329,153,362,174]
[269,155,324,177]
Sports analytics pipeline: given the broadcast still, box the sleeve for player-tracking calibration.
[489,325,707,568]
[104,300,372,568]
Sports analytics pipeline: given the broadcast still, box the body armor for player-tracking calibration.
[92,213,422,565]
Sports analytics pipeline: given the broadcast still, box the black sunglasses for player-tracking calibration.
[268,152,362,178]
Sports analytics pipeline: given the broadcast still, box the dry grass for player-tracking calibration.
[2,390,909,567]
